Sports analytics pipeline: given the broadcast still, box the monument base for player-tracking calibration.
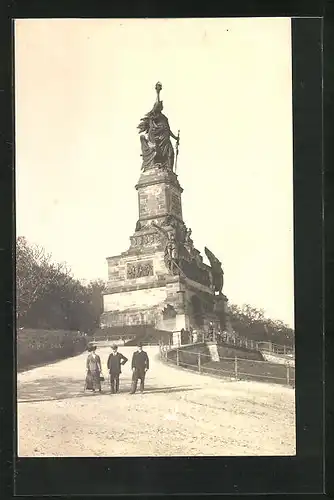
[101,242,223,338]
[101,153,229,339]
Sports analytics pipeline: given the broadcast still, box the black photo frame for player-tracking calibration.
[1,2,331,498]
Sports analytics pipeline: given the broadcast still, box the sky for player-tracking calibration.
[15,18,294,327]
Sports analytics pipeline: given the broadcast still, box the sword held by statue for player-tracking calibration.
[175,130,180,173]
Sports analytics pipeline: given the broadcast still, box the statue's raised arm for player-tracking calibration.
[138,82,179,171]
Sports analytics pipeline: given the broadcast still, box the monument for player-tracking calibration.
[101,82,232,344]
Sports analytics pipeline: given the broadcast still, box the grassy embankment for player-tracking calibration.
[17,328,88,372]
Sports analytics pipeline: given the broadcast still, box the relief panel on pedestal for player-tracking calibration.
[108,266,126,282]
[127,260,154,279]
[130,232,161,248]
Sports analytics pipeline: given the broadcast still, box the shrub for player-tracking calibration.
[17,328,88,371]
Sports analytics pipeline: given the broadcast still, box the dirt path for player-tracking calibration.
[17,346,296,457]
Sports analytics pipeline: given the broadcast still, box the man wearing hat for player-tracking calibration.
[107,344,128,394]
[130,342,150,394]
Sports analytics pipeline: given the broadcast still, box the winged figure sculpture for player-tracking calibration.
[204,247,224,294]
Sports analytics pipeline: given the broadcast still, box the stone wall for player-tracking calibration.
[136,166,183,224]
[103,286,167,312]
[101,303,187,332]
[139,183,167,220]
[100,307,159,328]
[167,184,183,219]
[107,251,167,284]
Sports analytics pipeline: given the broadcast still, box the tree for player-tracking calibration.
[228,303,294,346]
[16,237,71,325]
[16,237,107,332]
[84,280,107,333]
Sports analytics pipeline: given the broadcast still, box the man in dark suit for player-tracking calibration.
[107,344,128,394]
[130,343,149,394]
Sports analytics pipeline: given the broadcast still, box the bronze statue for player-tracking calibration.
[138,82,179,171]
[204,247,224,295]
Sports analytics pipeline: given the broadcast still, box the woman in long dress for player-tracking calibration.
[85,345,102,392]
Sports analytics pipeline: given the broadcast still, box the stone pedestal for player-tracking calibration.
[135,166,183,227]
[207,342,220,362]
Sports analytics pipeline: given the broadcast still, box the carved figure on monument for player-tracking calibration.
[164,233,180,274]
[142,234,152,245]
[204,246,224,295]
[152,222,169,244]
[184,228,194,252]
[162,215,176,227]
[137,82,179,171]
[193,249,203,266]
[127,260,154,279]
[135,220,142,232]
[151,222,180,275]
[169,233,179,260]
[162,304,177,320]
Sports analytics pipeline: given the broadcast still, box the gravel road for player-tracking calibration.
[17,346,296,457]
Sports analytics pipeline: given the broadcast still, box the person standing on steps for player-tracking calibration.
[107,344,128,394]
[130,343,149,394]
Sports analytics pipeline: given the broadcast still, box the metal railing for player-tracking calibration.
[91,334,137,341]
[91,331,294,359]
[255,341,294,356]
[190,332,294,357]
[159,345,295,387]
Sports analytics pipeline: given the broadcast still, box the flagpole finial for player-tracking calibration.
[155,82,162,102]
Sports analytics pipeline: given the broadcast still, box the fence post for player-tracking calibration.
[286,364,290,386]
[176,349,179,366]
[198,353,201,373]
[234,356,238,379]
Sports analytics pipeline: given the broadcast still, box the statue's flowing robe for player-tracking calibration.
[140,135,156,168]
[138,112,175,169]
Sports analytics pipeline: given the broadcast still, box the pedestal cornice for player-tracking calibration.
[135,167,183,193]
